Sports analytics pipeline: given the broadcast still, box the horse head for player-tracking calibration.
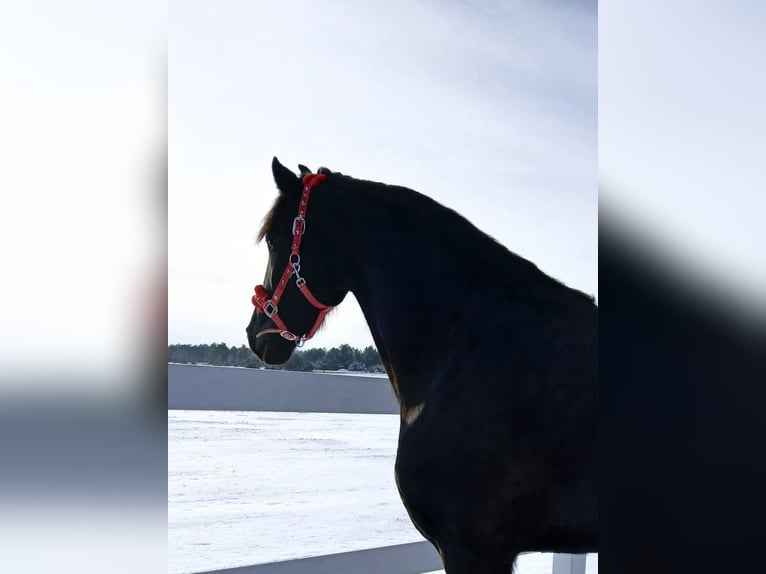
[246,157,347,365]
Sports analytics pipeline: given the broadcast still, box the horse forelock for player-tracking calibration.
[256,196,284,243]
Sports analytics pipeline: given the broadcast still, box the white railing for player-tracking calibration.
[191,542,587,574]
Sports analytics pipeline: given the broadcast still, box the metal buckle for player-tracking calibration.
[278,331,306,346]
[295,277,306,288]
[292,216,305,235]
[264,301,278,318]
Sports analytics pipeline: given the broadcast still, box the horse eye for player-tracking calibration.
[266,239,275,251]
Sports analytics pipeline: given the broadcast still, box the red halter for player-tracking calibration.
[251,173,333,347]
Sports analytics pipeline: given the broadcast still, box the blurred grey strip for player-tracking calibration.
[168,364,399,414]
[193,541,442,574]
[0,401,165,496]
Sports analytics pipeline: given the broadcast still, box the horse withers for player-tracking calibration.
[247,158,597,574]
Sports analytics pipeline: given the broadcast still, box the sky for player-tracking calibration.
[168,0,597,350]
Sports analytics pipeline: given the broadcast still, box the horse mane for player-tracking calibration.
[323,171,595,305]
[256,166,594,304]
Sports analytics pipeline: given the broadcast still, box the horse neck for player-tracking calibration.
[315,186,481,410]
[351,247,453,411]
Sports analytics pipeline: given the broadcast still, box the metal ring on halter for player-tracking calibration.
[264,301,278,318]
[289,253,301,266]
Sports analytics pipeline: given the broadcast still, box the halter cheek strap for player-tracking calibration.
[251,173,333,347]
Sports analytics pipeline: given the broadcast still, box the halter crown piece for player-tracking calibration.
[251,172,333,347]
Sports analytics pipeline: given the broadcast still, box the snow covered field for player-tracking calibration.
[168,410,597,573]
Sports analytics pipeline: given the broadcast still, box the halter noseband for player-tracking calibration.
[251,173,333,347]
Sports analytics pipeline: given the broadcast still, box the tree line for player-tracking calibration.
[168,342,385,373]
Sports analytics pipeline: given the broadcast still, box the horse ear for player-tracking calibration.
[272,157,299,194]
[297,164,311,176]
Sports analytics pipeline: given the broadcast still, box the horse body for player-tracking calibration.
[247,158,597,573]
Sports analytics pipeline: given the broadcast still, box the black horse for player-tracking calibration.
[247,158,597,574]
